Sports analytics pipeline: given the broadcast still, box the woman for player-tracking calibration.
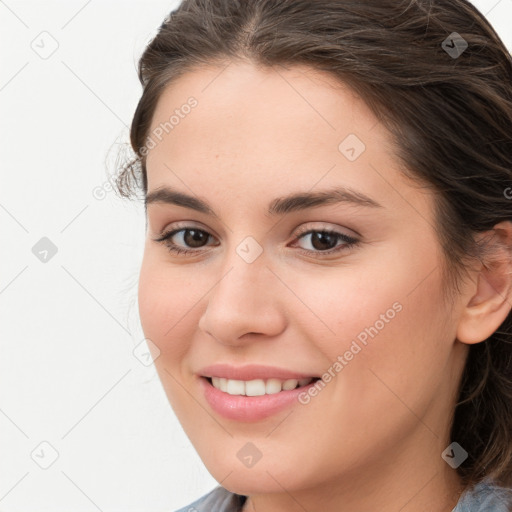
[114,0,512,510]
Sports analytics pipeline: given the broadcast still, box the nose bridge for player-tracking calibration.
[198,237,286,342]
[212,239,270,311]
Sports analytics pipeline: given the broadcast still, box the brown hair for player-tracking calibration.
[114,0,512,493]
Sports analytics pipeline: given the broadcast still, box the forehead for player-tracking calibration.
[144,61,430,219]
[147,61,379,157]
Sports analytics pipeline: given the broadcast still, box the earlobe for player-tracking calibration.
[456,221,512,345]
[457,273,512,345]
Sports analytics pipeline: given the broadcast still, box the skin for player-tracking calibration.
[138,60,512,512]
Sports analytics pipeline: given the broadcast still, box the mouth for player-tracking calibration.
[203,376,321,396]
[199,375,322,422]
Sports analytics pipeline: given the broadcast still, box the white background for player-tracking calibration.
[1,1,511,511]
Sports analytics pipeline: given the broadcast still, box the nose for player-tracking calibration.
[197,250,287,346]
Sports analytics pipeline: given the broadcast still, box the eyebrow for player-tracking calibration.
[144,185,383,217]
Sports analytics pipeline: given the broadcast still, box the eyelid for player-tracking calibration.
[293,222,359,239]
[155,220,357,242]
[153,221,360,258]
[155,220,217,238]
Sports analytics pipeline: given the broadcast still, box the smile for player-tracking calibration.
[200,375,321,422]
[208,376,317,396]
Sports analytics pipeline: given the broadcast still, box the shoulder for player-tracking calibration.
[453,479,512,512]
[173,485,247,512]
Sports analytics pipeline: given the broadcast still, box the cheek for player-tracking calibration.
[137,250,200,363]
[293,252,451,407]
[325,264,451,425]
[137,251,205,417]
[270,263,452,476]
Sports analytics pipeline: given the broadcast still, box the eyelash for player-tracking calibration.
[153,225,359,257]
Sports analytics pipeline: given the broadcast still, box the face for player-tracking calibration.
[138,61,468,500]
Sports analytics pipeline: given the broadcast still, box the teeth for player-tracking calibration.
[246,379,266,396]
[282,379,298,390]
[210,377,314,395]
[266,378,283,395]
[226,379,245,395]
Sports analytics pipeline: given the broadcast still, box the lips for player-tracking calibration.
[197,363,322,421]
[198,363,320,381]
[199,375,320,421]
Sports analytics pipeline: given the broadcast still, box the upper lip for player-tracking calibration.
[198,363,320,381]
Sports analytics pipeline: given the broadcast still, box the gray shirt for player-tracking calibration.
[173,479,512,511]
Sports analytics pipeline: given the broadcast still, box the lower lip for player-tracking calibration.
[200,377,318,422]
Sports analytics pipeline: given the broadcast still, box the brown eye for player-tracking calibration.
[308,231,339,251]
[154,227,217,255]
[180,229,210,248]
[295,229,358,254]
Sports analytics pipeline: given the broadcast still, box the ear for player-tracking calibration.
[457,221,512,345]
